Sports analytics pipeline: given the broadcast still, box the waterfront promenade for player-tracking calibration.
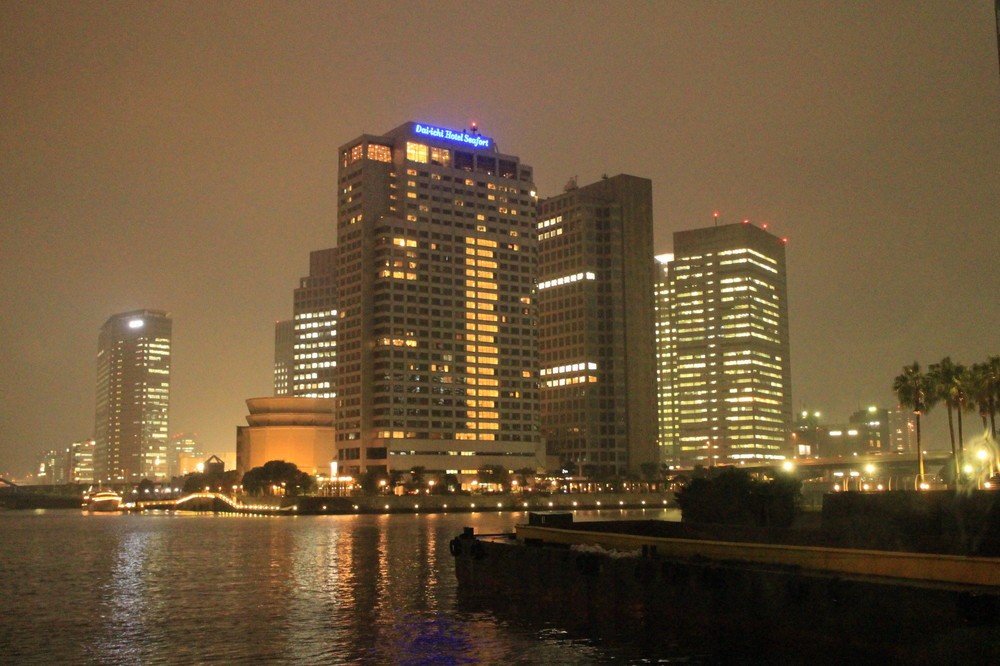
[132,490,674,515]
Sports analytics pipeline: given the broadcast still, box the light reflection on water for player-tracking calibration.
[0,508,681,664]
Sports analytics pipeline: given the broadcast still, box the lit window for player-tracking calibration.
[406,142,429,163]
[430,147,451,166]
[367,144,392,162]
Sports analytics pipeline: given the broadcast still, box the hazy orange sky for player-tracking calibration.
[2,1,998,475]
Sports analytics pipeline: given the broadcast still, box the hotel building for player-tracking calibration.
[94,309,172,481]
[537,175,658,477]
[658,222,791,466]
[332,122,542,480]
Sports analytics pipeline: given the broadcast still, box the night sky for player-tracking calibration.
[2,1,998,477]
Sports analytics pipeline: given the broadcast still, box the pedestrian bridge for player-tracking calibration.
[134,492,294,514]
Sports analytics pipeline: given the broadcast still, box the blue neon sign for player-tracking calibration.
[413,123,491,149]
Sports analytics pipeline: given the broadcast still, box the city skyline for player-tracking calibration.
[2,2,998,475]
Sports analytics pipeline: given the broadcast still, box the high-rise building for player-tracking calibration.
[291,248,338,398]
[333,121,541,480]
[36,449,67,484]
[94,309,172,482]
[655,253,676,460]
[847,406,892,454]
[792,406,897,458]
[34,439,94,484]
[658,222,791,466]
[273,319,294,396]
[166,432,202,479]
[537,175,658,477]
[69,439,95,483]
[889,405,917,454]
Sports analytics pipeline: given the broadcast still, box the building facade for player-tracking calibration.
[36,449,67,484]
[69,439,95,483]
[166,432,202,479]
[236,397,336,477]
[34,439,95,485]
[655,253,676,462]
[658,222,791,466]
[94,309,172,482]
[537,175,658,477]
[273,319,294,396]
[889,405,917,454]
[292,248,338,398]
[792,405,910,458]
[333,122,542,480]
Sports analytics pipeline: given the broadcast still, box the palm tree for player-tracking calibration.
[893,362,935,485]
[970,362,994,432]
[969,360,1000,478]
[985,356,1000,439]
[928,357,968,481]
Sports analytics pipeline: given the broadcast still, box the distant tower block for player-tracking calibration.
[94,310,172,482]
[658,223,792,467]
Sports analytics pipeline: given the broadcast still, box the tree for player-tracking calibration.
[241,460,314,496]
[136,478,156,498]
[929,357,968,477]
[979,356,1000,439]
[477,465,509,492]
[893,361,936,485]
[358,470,389,495]
[182,469,240,494]
[442,473,460,493]
[513,467,537,492]
[970,362,995,433]
[183,473,208,494]
[639,462,661,485]
[404,466,426,493]
[674,467,801,528]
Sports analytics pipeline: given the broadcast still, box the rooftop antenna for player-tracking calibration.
[713,211,720,227]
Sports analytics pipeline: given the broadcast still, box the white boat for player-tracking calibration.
[85,490,123,512]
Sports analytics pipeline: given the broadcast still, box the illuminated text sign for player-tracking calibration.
[414,123,491,149]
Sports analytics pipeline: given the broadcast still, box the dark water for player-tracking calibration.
[0,508,688,664]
